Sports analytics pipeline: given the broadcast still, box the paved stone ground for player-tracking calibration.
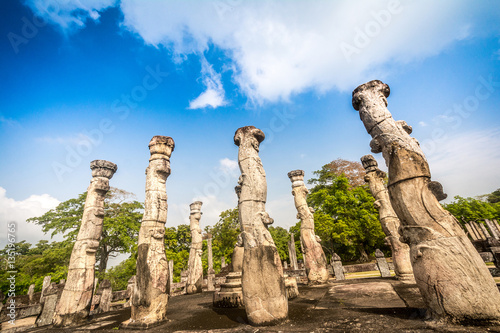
[7,277,500,333]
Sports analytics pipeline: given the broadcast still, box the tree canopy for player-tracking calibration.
[443,195,500,223]
[27,187,143,279]
[307,160,387,262]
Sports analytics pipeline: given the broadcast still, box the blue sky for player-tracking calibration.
[1,0,500,254]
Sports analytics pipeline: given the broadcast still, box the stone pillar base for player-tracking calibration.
[120,318,169,330]
[213,272,243,308]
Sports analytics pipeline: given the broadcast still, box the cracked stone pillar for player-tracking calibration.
[375,249,391,278]
[288,170,329,284]
[352,80,500,322]
[186,201,204,294]
[122,136,174,329]
[206,233,215,291]
[234,126,288,326]
[330,253,345,281]
[53,160,116,327]
[288,233,299,271]
[361,155,414,283]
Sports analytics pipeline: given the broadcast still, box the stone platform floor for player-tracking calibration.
[9,277,500,333]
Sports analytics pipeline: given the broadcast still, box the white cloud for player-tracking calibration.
[0,187,60,248]
[27,0,498,105]
[188,57,227,109]
[425,128,500,201]
[24,0,116,31]
[219,158,238,174]
[419,121,428,127]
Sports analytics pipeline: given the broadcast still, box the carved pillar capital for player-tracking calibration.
[189,201,203,215]
[234,126,265,151]
[149,135,175,161]
[287,170,305,187]
[90,160,117,179]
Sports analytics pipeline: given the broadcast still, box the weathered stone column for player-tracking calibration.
[352,80,500,322]
[167,261,174,294]
[53,160,117,327]
[234,126,288,325]
[375,249,391,278]
[28,284,35,304]
[95,279,112,314]
[361,155,414,283]
[206,233,215,291]
[288,233,299,271]
[330,253,345,281]
[186,201,204,294]
[124,276,135,308]
[122,136,174,329]
[288,170,329,284]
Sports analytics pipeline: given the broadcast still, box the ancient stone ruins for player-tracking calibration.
[7,82,500,332]
[186,201,204,294]
[352,79,500,322]
[234,126,288,325]
[53,160,117,327]
[122,135,175,329]
[288,170,329,284]
[361,154,414,283]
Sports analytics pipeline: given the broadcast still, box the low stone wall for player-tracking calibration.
[342,261,395,274]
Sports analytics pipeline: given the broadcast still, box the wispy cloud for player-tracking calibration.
[419,121,428,127]
[426,128,500,200]
[188,57,227,109]
[219,158,238,174]
[24,0,116,32]
[0,116,21,128]
[36,133,92,145]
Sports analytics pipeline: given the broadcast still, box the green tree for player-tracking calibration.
[104,256,136,291]
[443,195,500,223]
[207,208,240,272]
[307,161,387,262]
[27,187,143,280]
[164,224,191,282]
[487,188,500,204]
[268,226,290,262]
[0,240,73,295]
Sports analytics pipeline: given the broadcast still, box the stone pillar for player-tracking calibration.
[375,249,391,278]
[234,126,288,325]
[283,261,288,270]
[288,170,329,284]
[36,283,63,327]
[186,201,204,294]
[28,284,35,304]
[330,253,345,281]
[168,260,174,294]
[231,234,244,273]
[361,155,414,283]
[124,276,135,308]
[40,276,51,304]
[288,233,299,271]
[95,279,112,314]
[221,256,226,269]
[485,219,500,240]
[54,160,117,327]
[206,233,215,292]
[122,136,174,329]
[352,80,500,322]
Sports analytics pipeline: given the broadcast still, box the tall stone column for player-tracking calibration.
[361,155,414,283]
[287,233,299,271]
[122,136,174,329]
[352,80,500,322]
[234,126,288,326]
[53,160,117,327]
[206,233,215,291]
[288,170,329,284]
[186,201,204,294]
